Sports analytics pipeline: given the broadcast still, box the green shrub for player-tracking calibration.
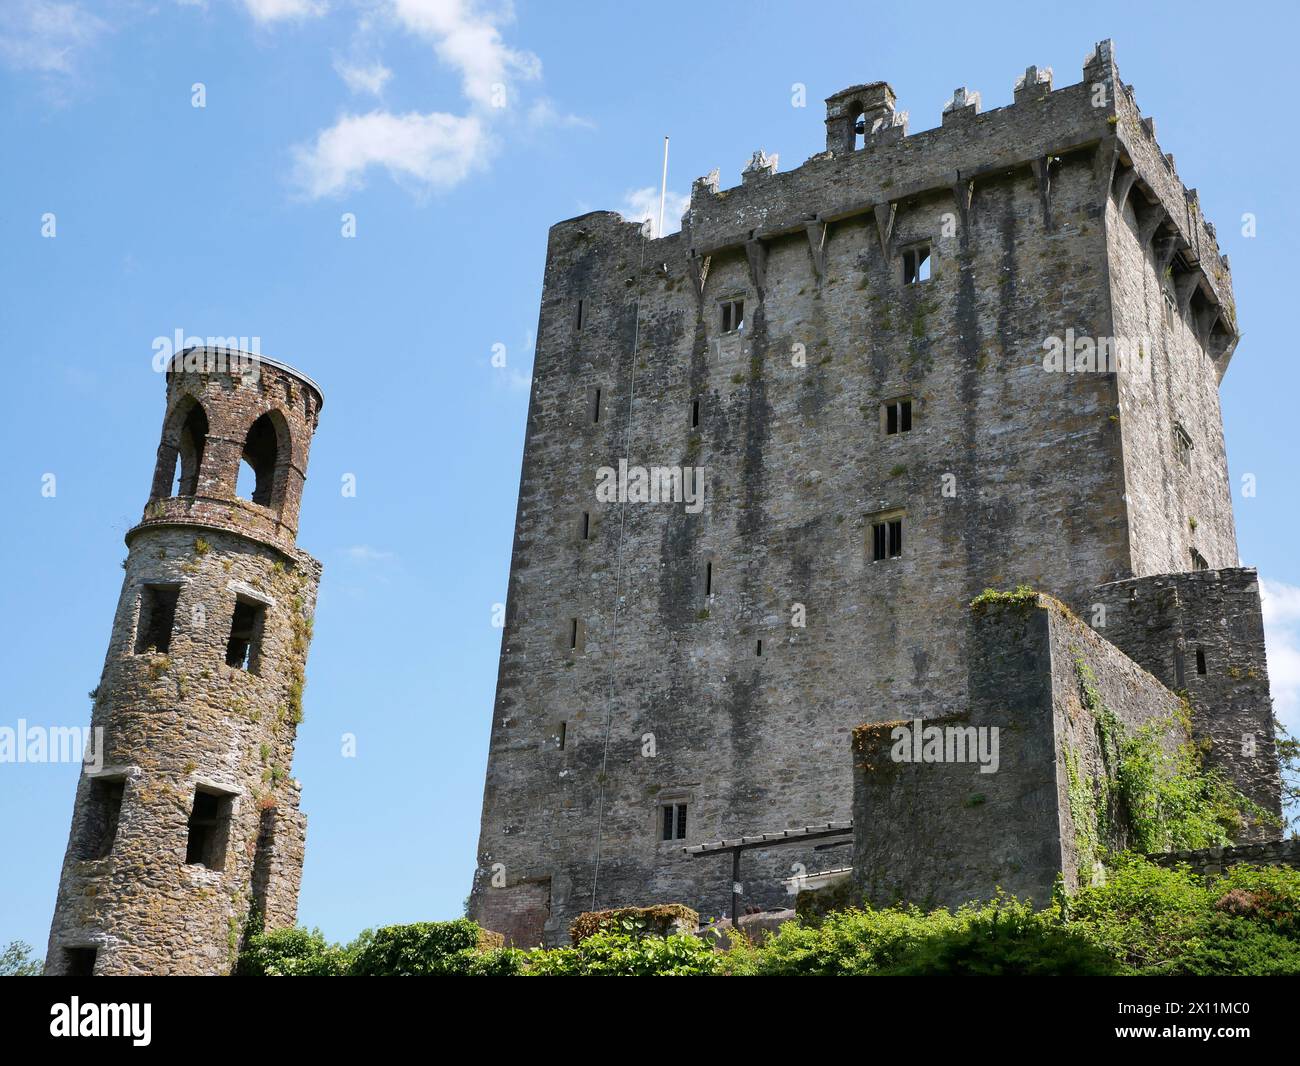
[525,931,720,976]
[236,927,348,976]
[349,919,489,976]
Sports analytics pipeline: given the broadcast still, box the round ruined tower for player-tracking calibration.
[45,348,323,976]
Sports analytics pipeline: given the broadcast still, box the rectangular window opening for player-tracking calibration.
[225,597,266,673]
[590,386,602,424]
[903,243,932,284]
[134,584,180,655]
[705,561,713,597]
[64,947,97,977]
[884,398,913,435]
[581,511,591,541]
[185,788,233,870]
[575,298,585,331]
[691,398,701,429]
[1190,548,1209,572]
[558,721,567,751]
[661,802,687,841]
[80,777,126,861]
[872,517,904,561]
[1163,289,1177,330]
[720,298,745,334]
[1174,423,1193,468]
[569,618,582,651]
[755,639,763,657]
[1196,647,1207,675]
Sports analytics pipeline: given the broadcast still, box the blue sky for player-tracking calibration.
[1,0,1297,953]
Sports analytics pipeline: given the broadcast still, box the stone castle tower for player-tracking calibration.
[470,40,1280,945]
[45,348,323,976]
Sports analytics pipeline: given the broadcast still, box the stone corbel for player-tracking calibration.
[689,253,711,299]
[1174,270,1200,316]
[1136,198,1166,249]
[804,219,828,279]
[1111,167,1138,215]
[1153,236,1180,278]
[873,202,896,257]
[1029,155,1053,229]
[1195,302,1223,347]
[745,237,768,293]
[951,177,974,248]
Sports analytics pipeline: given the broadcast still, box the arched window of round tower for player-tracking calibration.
[151,397,209,500]
[237,411,289,510]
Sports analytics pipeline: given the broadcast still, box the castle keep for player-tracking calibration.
[45,350,322,975]
[470,41,1281,944]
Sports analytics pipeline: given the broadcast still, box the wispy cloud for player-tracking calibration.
[1262,579,1300,729]
[243,0,328,23]
[334,57,392,96]
[293,0,565,199]
[389,0,539,107]
[293,109,485,198]
[0,0,107,75]
[619,186,691,238]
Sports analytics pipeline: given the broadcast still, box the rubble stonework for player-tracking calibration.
[44,350,323,976]
[469,39,1275,944]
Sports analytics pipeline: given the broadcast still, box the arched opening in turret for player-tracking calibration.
[151,396,209,499]
[850,101,866,150]
[237,411,288,509]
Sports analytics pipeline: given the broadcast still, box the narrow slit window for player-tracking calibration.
[568,618,583,651]
[720,298,745,334]
[575,299,585,331]
[80,778,125,861]
[185,788,233,870]
[1174,423,1192,468]
[1163,289,1177,330]
[580,511,591,541]
[661,802,687,841]
[590,386,602,424]
[871,517,903,561]
[558,721,567,751]
[884,398,913,435]
[705,561,713,597]
[1196,647,1207,676]
[135,584,180,655]
[903,243,931,284]
[225,598,266,673]
[691,398,701,428]
[755,639,763,657]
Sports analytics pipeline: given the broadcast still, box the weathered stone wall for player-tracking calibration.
[850,597,1183,910]
[470,42,1252,943]
[1091,568,1281,836]
[1149,838,1300,878]
[45,352,322,976]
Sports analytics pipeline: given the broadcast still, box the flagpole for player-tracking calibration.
[657,136,669,239]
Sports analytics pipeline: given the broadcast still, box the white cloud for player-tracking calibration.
[1262,579,1300,730]
[389,0,540,107]
[243,0,327,23]
[619,186,691,238]
[0,0,107,74]
[293,108,485,198]
[334,58,392,96]
[527,98,594,130]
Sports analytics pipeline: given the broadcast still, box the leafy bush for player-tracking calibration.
[569,904,698,943]
[350,919,490,976]
[722,896,1115,976]
[525,930,720,976]
[236,927,349,976]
